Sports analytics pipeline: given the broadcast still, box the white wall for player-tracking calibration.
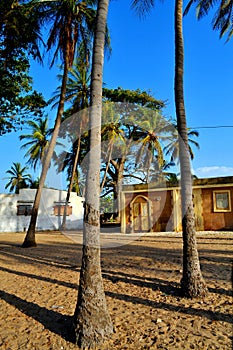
[0,188,84,232]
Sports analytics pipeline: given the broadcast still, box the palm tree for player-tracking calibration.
[19,117,51,171]
[164,123,200,162]
[73,0,113,347]
[100,103,124,192]
[174,0,207,297]
[132,109,173,182]
[22,0,96,247]
[51,47,91,230]
[131,0,208,297]
[185,0,233,41]
[50,44,91,112]
[5,162,31,194]
[100,90,165,218]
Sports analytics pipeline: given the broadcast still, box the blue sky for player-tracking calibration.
[0,0,233,193]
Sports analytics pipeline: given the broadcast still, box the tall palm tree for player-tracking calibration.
[22,0,96,247]
[50,44,91,112]
[131,0,208,297]
[51,55,91,229]
[132,109,173,182]
[19,117,51,171]
[174,0,207,297]
[73,0,113,347]
[185,0,233,41]
[52,47,91,230]
[100,103,124,192]
[5,162,31,194]
[164,123,200,162]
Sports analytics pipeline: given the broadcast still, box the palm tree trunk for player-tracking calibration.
[174,0,208,297]
[100,142,113,192]
[115,157,125,222]
[61,122,82,230]
[22,53,69,248]
[73,0,113,348]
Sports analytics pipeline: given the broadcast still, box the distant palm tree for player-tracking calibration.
[133,109,173,182]
[164,123,199,162]
[101,103,124,191]
[19,117,51,171]
[51,46,91,230]
[5,162,31,194]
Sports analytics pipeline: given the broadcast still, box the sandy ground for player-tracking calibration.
[0,231,232,349]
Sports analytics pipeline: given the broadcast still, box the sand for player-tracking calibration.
[0,231,232,349]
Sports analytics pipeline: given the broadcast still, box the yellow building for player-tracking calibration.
[120,176,233,233]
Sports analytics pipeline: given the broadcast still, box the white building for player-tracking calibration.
[0,188,84,232]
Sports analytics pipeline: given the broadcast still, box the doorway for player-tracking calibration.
[130,195,152,232]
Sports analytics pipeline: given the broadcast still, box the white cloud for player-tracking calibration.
[194,166,233,179]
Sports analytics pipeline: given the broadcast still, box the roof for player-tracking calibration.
[122,176,233,192]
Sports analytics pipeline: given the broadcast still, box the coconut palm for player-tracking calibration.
[5,162,31,194]
[73,0,113,347]
[174,0,207,297]
[164,123,200,162]
[53,46,91,229]
[132,109,173,182]
[19,117,51,171]
[185,0,233,41]
[22,0,97,247]
[101,103,125,191]
[131,0,208,297]
[50,44,91,112]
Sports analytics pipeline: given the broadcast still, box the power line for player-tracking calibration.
[190,125,233,129]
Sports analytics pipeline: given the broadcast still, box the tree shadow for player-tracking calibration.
[105,290,233,325]
[102,269,181,296]
[0,242,82,270]
[0,265,78,289]
[0,290,76,344]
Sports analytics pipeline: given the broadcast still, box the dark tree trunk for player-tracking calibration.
[174,0,208,297]
[73,0,113,347]
[22,53,69,248]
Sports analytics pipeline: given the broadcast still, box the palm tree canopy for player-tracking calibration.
[49,44,91,112]
[19,117,51,170]
[5,162,31,193]
[131,0,156,17]
[30,0,97,67]
[184,0,233,40]
[164,122,200,161]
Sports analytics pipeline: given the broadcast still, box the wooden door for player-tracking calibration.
[133,198,150,232]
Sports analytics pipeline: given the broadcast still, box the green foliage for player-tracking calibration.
[0,53,47,135]
[100,194,114,213]
[31,0,97,67]
[0,0,46,135]
[185,0,233,41]
[4,162,32,194]
[103,87,165,110]
[19,117,51,170]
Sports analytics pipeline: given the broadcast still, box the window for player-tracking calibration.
[213,190,231,212]
[53,204,72,216]
[17,204,33,216]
